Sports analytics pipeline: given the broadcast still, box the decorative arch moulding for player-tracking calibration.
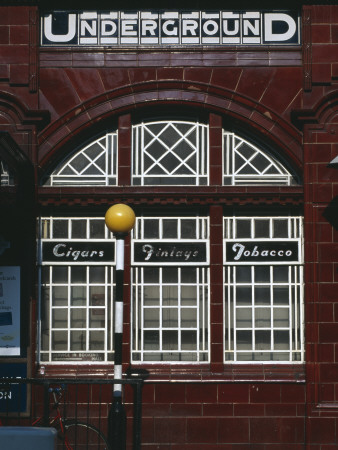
[292,92,338,130]
[37,82,302,170]
[0,92,50,132]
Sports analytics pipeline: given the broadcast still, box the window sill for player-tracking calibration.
[37,363,305,383]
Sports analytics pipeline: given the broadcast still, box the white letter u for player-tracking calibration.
[44,14,77,43]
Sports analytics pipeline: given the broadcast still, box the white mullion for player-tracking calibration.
[289,266,294,361]
[228,133,232,182]
[140,268,144,360]
[196,267,200,357]
[159,268,163,352]
[85,266,89,352]
[233,266,237,361]
[49,267,53,360]
[293,265,298,352]
[67,266,71,353]
[299,265,304,360]
[141,125,144,185]
[270,266,274,354]
[104,134,108,183]
[135,267,140,353]
[178,268,182,353]
[270,218,273,238]
[251,266,255,352]
[227,267,232,354]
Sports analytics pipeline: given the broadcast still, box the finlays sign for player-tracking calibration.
[41,10,301,47]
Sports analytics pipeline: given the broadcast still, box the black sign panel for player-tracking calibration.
[225,241,299,263]
[133,242,207,264]
[42,241,115,264]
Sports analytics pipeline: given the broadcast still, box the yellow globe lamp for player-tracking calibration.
[105,204,136,234]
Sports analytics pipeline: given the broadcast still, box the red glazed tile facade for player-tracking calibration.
[0,2,338,449]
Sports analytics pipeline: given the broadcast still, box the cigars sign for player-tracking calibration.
[42,241,115,264]
[41,10,300,47]
[225,241,301,264]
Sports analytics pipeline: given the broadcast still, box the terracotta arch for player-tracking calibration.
[38,81,302,172]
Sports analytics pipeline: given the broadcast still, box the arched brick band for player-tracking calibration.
[38,81,302,170]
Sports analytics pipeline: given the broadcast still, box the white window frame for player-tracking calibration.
[131,216,210,363]
[223,216,304,364]
[38,217,116,364]
[223,132,298,186]
[132,121,209,186]
[44,132,118,186]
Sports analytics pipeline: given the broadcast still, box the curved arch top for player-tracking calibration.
[38,81,302,173]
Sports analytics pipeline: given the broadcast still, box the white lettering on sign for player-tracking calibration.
[142,244,199,262]
[232,243,293,261]
[52,243,104,261]
[41,10,300,46]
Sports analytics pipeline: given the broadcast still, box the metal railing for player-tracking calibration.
[0,377,145,450]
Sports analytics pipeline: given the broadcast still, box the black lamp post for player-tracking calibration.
[105,204,135,450]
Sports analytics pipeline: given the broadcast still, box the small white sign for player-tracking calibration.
[0,267,20,356]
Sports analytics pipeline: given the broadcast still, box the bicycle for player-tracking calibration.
[1,384,110,450]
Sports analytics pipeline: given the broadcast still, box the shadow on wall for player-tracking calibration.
[323,197,338,230]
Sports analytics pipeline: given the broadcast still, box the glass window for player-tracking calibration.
[223,216,304,363]
[131,216,209,363]
[43,132,118,186]
[0,160,15,186]
[132,121,208,186]
[38,217,115,363]
[223,132,299,186]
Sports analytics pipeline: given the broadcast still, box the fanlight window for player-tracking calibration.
[223,132,298,186]
[44,132,118,186]
[132,121,208,186]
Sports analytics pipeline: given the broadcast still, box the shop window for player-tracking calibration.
[131,216,209,363]
[0,160,14,186]
[223,216,304,363]
[223,132,298,185]
[132,121,208,186]
[38,115,303,368]
[38,217,115,363]
[44,132,118,186]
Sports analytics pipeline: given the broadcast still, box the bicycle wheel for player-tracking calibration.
[58,420,110,450]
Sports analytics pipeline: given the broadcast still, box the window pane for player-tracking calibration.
[52,286,68,306]
[224,215,303,363]
[89,267,105,283]
[52,309,67,328]
[163,219,177,238]
[90,220,105,238]
[162,308,178,327]
[52,266,68,283]
[181,309,197,328]
[53,220,68,238]
[144,309,159,328]
[163,330,178,350]
[52,331,67,350]
[72,220,87,238]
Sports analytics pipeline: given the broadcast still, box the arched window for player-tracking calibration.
[223,132,298,186]
[132,120,208,186]
[38,116,303,366]
[44,132,118,186]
